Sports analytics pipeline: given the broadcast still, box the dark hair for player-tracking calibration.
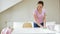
[38,1,44,6]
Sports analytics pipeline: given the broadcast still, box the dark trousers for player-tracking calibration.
[34,22,44,28]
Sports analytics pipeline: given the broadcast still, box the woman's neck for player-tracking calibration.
[37,9,42,14]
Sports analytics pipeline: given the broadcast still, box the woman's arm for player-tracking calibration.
[43,13,46,28]
[34,14,42,27]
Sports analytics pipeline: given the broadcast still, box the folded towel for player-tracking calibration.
[1,27,12,34]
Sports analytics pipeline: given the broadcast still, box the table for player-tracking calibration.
[12,28,55,34]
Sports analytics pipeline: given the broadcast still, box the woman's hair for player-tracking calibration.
[38,1,44,6]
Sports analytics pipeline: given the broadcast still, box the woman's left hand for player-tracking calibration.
[43,26,47,28]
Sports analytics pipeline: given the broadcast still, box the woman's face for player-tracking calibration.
[37,4,43,10]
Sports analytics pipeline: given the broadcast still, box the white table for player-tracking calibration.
[12,28,55,34]
[11,22,57,34]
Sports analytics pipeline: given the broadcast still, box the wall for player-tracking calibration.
[0,0,60,32]
[59,0,60,11]
[44,0,59,24]
[59,0,60,23]
[0,14,1,32]
[0,8,13,32]
[0,0,22,12]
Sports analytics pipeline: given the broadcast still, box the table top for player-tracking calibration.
[12,28,55,34]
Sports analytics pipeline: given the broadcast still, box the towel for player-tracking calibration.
[1,27,12,34]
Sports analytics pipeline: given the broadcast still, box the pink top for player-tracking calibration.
[34,9,45,23]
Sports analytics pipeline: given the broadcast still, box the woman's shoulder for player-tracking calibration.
[42,8,46,13]
[33,9,38,14]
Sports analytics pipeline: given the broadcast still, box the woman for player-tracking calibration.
[33,1,46,28]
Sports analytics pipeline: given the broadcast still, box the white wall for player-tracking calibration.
[0,0,60,32]
[0,14,1,32]
[59,0,60,11]
[44,0,59,24]
[0,0,22,13]
[59,0,60,23]
[0,8,13,31]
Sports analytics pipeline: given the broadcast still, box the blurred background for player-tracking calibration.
[0,0,60,33]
